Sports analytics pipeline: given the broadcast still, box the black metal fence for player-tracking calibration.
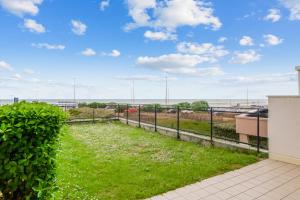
[64,103,268,152]
[117,104,268,153]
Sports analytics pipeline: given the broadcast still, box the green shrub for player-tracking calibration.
[78,102,107,109]
[141,104,162,112]
[88,102,107,109]
[191,101,209,112]
[78,102,88,108]
[177,102,191,110]
[68,108,82,116]
[0,102,66,199]
[214,123,239,141]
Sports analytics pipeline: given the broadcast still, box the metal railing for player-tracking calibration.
[117,104,268,153]
[63,103,268,153]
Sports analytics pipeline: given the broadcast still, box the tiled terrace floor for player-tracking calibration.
[148,160,300,200]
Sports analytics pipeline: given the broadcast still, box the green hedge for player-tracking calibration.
[0,102,66,199]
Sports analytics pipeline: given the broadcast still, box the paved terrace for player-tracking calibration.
[148,160,300,200]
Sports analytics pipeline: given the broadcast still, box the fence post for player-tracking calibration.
[92,108,95,123]
[126,104,129,125]
[154,104,157,132]
[177,106,180,139]
[138,104,141,128]
[257,108,260,153]
[117,104,120,120]
[210,107,213,144]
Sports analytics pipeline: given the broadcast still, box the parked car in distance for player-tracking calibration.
[126,108,138,113]
[167,109,177,113]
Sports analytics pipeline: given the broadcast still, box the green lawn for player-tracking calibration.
[157,117,211,135]
[55,122,260,200]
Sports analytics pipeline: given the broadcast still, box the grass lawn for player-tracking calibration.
[157,117,211,136]
[55,122,260,200]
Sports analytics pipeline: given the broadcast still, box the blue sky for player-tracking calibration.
[0,0,299,100]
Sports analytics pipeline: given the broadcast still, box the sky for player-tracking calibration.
[0,0,300,100]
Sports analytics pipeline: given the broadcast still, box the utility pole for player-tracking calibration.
[246,87,249,107]
[132,80,135,104]
[73,78,76,103]
[165,75,168,106]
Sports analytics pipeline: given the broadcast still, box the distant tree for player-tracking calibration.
[141,104,162,112]
[88,102,107,108]
[191,101,209,111]
[177,102,191,110]
[78,102,88,108]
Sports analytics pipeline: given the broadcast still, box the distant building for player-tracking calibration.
[53,102,78,110]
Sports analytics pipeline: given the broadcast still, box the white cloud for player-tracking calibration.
[176,42,229,62]
[100,0,109,11]
[102,49,121,57]
[81,48,96,56]
[24,19,45,33]
[109,49,121,57]
[136,53,224,76]
[218,37,227,43]
[0,60,12,70]
[263,34,283,46]
[0,0,43,16]
[239,36,254,46]
[144,30,177,41]
[230,50,261,64]
[281,0,300,20]
[71,20,87,36]
[264,9,281,22]
[32,43,65,50]
[125,0,156,30]
[154,0,221,31]
[115,75,173,81]
[125,0,221,32]
[12,73,22,80]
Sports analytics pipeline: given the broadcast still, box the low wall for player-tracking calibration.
[268,96,300,165]
[236,114,268,144]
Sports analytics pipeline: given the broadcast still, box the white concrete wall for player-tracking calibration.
[268,96,300,165]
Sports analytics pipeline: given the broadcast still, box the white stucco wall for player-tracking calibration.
[268,96,300,165]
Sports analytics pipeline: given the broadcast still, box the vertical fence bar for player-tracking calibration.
[210,107,213,144]
[126,104,129,125]
[138,104,141,128]
[92,108,95,123]
[117,104,120,120]
[154,104,157,132]
[257,108,260,153]
[177,106,180,139]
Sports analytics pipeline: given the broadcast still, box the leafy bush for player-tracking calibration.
[177,102,191,110]
[213,123,239,141]
[88,102,107,109]
[68,108,82,116]
[79,102,107,108]
[141,104,162,112]
[191,101,209,112]
[78,102,88,108]
[0,102,66,199]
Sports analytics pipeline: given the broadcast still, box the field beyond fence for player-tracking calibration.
[65,103,268,152]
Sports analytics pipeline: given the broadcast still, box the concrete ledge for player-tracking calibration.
[119,118,268,154]
[269,152,300,165]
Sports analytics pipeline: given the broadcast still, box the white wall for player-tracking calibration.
[268,96,300,165]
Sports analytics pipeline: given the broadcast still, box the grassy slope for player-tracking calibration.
[55,122,259,200]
